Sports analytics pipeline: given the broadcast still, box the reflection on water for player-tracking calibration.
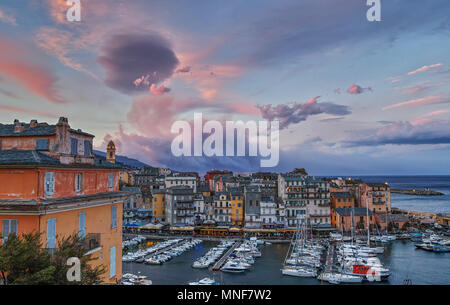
[123,240,450,285]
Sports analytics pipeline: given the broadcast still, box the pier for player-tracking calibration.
[391,188,443,196]
[143,239,186,261]
[323,243,336,273]
[211,240,242,271]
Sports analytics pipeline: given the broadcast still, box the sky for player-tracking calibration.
[1,0,450,175]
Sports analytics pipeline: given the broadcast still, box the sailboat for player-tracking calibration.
[281,216,320,277]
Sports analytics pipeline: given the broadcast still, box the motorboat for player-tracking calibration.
[221,261,248,273]
[189,277,219,285]
[318,272,363,284]
[281,266,317,277]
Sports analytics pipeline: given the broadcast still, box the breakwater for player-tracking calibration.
[391,188,444,196]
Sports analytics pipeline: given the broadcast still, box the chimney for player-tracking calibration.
[14,119,25,133]
[57,117,69,127]
[30,120,38,128]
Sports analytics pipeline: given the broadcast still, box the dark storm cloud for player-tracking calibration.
[257,96,351,129]
[97,33,179,94]
[344,120,450,147]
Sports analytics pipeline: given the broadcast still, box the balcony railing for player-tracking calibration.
[84,233,101,251]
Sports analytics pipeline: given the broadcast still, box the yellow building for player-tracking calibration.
[38,201,124,284]
[152,189,166,222]
[230,191,244,226]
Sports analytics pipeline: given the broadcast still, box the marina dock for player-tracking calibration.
[211,240,242,271]
[323,243,337,273]
[144,239,186,260]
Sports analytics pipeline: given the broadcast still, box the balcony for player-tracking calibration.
[309,213,331,217]
[84,233,101,252]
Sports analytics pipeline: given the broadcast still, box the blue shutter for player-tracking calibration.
[110,246,116,278]
[78,212,86,238]
[2,220,8,242]
[45,172,55,196]
[36,139,49,151]
[0,139,2,150]
[71,138,78,155]
[111,205,117,228]
[46,218,56,249]
[84,140,91,156]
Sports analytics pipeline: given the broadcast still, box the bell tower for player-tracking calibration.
[106,140,116,164]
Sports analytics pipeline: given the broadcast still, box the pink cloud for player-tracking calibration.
[0,36,67,104]
[347,84,373,94]
[0,104,58,118]
[0,8,17,26]
[395,81,444,95]
[408,63,442,76]
[176,66,191,73]
[149,84,171,95]
[382,95,448,111]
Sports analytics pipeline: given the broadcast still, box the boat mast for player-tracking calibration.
[366,204,370,247]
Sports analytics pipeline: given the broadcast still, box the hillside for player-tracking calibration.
[94,150,151,169]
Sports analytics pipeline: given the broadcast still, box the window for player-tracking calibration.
[110,246,116,278]
[75,173,83,192]
[84,140,92,156]
[36,139,49,151]
[2,219,17,242]
[71,138,78,155]
[46,218,56,249]
[108,173,114,188]
[44,172,55,196]
[111,205,117,228]
[78,212,86,238]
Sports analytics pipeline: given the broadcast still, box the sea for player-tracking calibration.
[123,176,450,285]
[123,240,450,285]
[352,176,450,214]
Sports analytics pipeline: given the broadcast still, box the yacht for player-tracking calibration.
[281,266,317,277]
[318,272,363,284]
[189,277,219,285]
[221,261,248,273]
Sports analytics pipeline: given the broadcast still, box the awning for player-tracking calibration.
[139,223,164,229]
[229,227,242,232]
[170,226,194,231]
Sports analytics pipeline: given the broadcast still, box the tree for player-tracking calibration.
[0,232,105,285]
[0,232,54,285]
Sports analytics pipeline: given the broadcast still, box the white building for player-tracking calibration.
[260,196,277,226]
[278,174,331,227]
[165,176,197,192]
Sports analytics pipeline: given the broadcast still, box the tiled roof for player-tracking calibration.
[0,124,94,137]
[0,149,122,169]
[334,207,373,216]
[377,214,409,223]
[0,150,60,165]
[331,192,353,199]
[122,187,142,194]
[0,124,56,137]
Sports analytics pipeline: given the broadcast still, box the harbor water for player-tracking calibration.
[354,176,450,214]
[123,239,450,285]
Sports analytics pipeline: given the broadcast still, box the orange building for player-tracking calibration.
[332,207,375,232]
[330,192,354,209]
[151,189,166,222]
[230,190,244,226]
[0,117,128,284]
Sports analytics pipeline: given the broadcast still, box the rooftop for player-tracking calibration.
[334,207,373,216]
[0,149,122,169]
[331,192,354,199]
[0,120,94,138]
